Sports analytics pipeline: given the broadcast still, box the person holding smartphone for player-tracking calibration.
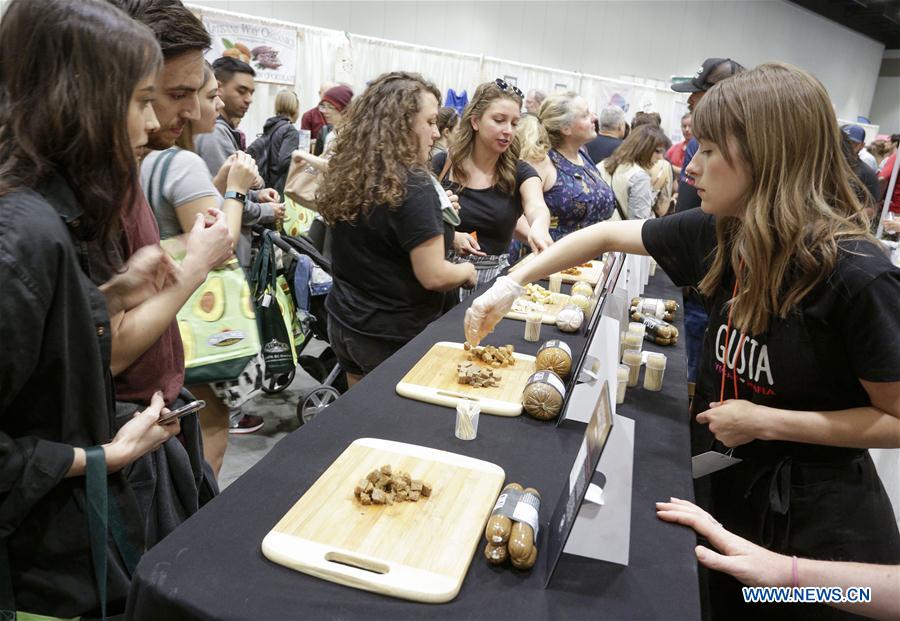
[465,63,900,619]
[0,0,189,616]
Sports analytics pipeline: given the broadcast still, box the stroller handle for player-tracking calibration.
[252,225,303,260]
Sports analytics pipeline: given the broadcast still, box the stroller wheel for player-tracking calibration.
[299,349,348,394]
[297,386,341,425]
[261,367,296,394]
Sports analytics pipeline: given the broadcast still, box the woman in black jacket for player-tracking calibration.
[248,89,300,195]
[0,0,186,616]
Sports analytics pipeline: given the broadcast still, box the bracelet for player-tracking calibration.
[224,190,247,203]
[791,555,799,588]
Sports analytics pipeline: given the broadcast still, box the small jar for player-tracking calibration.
[455,401,480,440]
[524,311,543,342]
[643,353,667,391]
[548,273,563,293]
[622,331,643,355]
[627,321,646,341]
[622,349,642,387]
[616,363,629,404]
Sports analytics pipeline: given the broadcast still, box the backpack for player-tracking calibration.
[248,121,292,190]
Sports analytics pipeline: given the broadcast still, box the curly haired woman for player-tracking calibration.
[467,63,900,619]
[432,79,553,301]
[319,72,476,386]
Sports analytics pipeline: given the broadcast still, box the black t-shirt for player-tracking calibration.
[642,208,900,460]
[853,158,880,205]
[326,171,447,343]
[585,134,623,165]
[432,151,540,255]
[674,177,701,213]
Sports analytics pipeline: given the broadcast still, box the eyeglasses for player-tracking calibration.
[494,78,523,99]
[318,102,336,112]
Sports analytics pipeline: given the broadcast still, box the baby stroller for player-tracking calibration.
[251,225,346,425]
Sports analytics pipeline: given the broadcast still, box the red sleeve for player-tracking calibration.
[878,153,894,181]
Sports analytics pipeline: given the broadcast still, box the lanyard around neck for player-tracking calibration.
[719,263,746,402]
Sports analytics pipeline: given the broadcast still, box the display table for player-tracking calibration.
[127,270,701,620]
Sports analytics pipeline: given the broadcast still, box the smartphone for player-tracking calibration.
[157,400,206,425]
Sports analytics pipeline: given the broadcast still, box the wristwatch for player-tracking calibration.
[223,190,247,203]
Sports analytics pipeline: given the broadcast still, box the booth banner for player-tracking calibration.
[203,15,298,85]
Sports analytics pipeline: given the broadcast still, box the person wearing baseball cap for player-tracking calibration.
[673,58,746,188]
[843,124,877,171]
[671,58,745,419]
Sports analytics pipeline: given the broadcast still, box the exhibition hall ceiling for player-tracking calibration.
[790,0,900,48]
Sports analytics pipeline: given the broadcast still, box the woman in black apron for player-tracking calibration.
[465,62,900,620]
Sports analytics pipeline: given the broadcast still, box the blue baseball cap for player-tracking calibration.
[842,125,866,144]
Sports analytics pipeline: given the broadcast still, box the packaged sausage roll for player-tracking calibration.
[630,297,678,321]
[630,312,679,343]
[483,484,542,571]
[522,370,566,421]
[484,482,523,544]
[535,339,572,379]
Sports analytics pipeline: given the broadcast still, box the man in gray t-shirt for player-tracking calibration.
[142,148,220,239]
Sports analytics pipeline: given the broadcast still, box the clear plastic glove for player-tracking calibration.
[464,276,523,346]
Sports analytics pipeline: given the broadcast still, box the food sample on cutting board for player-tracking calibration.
[524,283,553,304]
[262,438,506,604]
[457,362,502,387]
[353,464,432,506]
[510,284,553,315]
[463,342,516,367]
[508,283,572,325]
[396,342,537,417]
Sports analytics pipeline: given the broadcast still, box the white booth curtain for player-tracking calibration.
[187,3,685,142]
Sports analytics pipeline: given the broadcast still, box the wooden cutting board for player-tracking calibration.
[261,438,505,603]
[396,342,535,416]
[506,292,571,324]
[509,253,605,285]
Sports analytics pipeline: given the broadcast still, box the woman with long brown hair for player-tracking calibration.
[319,72,475,386]
[597,123,670,220]
[466,63,900,619]
[0,0,192,616]
[433,79,553,300]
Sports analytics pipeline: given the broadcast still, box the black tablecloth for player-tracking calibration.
[128,270,701,620]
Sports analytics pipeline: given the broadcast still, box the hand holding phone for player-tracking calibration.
[157,400,206,425]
